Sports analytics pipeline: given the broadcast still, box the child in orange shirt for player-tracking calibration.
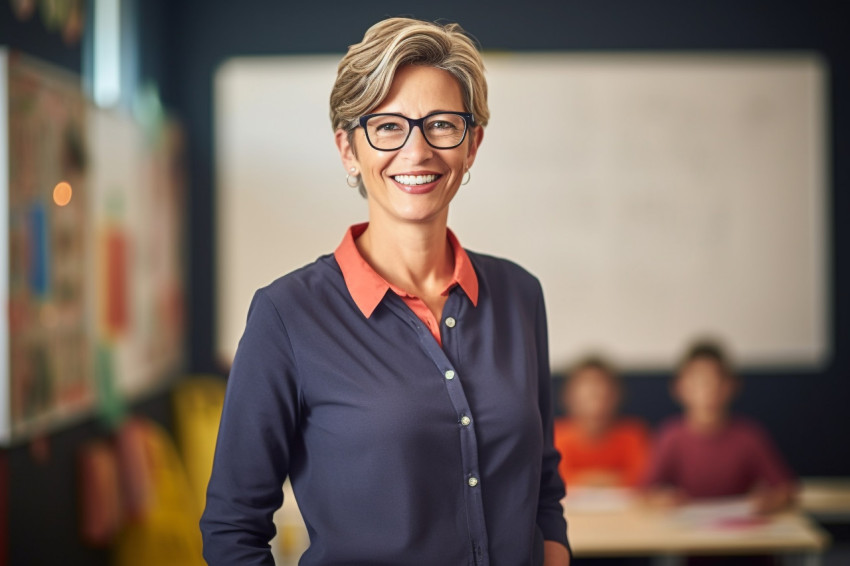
[554,355,650,488]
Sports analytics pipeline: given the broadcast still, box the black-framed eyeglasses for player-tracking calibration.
[358,111,475,151]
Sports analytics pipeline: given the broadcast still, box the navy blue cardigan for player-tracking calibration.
[201,249,569,565]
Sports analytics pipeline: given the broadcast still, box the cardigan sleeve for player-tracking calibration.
[200,289,301,566]
[533,283,570,551]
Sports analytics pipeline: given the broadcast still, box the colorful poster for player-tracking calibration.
[5,51,92,440]
[87,109,186,400]
[1,51,186,444]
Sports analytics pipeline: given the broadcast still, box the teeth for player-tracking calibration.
[393,174,437,186]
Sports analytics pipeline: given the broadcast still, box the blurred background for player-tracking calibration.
[1,0,848,565]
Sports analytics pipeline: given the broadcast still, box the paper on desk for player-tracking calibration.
[672,497,764,530]
[563,487,635,513]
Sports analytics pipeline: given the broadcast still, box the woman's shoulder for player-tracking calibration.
[257,253,342,305]
[465,249,542,293]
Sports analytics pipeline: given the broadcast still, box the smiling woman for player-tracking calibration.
[335,65,482,229]
[330,18,489,198]
[201,17,570,566]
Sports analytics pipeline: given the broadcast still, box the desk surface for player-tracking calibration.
[799,477,850,520]
[270,482,839,563]
[564,489,830,557]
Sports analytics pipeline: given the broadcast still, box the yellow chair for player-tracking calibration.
[113,376,226,566]
[171,375,227,513]
[112,417,205,566]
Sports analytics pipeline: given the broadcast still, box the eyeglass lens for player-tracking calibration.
[364,114,468,150]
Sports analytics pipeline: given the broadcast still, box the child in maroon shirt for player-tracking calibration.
[644,340,795,514]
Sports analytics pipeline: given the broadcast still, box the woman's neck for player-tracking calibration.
[356,218,454,298]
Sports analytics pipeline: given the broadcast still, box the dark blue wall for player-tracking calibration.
[0,1,82,72]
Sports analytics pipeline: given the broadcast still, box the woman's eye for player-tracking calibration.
[429,121,457,130]
[375,121,404,132]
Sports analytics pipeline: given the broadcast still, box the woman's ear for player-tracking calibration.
[464,125,484,170]
[335,129,359,173]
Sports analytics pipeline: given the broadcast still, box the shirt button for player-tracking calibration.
[444,370,455,380]
[468,477,479,487]
[460,415,471,426]
[445,317,456,328]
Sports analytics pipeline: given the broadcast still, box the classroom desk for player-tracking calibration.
[564,489,830,566]
[799,477,850,522]
[271,483,835,566]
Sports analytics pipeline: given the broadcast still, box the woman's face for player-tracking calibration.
[335,65,483,226]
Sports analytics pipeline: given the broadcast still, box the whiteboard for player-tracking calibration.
[214,52,828,371]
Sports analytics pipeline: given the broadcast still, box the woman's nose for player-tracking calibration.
[400,125,433,161]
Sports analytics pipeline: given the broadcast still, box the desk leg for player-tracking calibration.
[651,556,684,566]
[780,552,822,566]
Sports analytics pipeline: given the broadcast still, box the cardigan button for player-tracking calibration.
[460,415,471,426]
[445,317,456,328]
[468,477,479,487]
[444,370,455,380]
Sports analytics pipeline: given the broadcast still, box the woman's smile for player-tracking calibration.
[391,172,443,194]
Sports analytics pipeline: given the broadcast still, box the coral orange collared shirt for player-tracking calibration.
[334,222,479,346]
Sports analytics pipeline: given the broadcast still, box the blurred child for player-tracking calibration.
[554,355,649,488]
[643,339,795,514]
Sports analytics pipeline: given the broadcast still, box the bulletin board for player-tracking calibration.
[214,52,828,372]
[0,50,186,444]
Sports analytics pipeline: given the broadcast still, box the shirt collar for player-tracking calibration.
[334,222,479,318]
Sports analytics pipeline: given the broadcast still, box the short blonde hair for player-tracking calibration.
[330,17,490,133]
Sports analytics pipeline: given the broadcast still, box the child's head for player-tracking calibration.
[672,339,738,421]
[563,355,621,431]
